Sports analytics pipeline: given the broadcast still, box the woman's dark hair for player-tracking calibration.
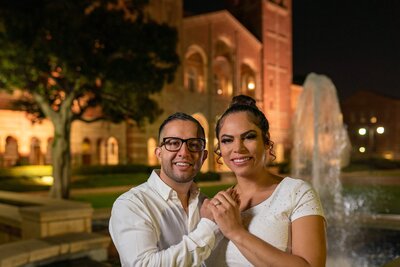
[215,95,276,163]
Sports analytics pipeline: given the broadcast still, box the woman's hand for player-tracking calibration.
[210,189,244,240]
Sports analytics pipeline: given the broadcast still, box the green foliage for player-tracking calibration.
[72,184,234,209]
[72,173,149,188]
[0,165,52,177]
[0,165,221,191]
[199,184,232,197]
[0,0,179,198]
[194,172,221,182]
[343,158,400,172]
[73,192,122,209]
[272,158,400,174]
[72,164,156,175]
[0,0,179,124]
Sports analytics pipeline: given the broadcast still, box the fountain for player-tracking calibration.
[291,73,399,266]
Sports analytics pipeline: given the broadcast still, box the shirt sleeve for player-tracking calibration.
[290,181,325,221]
[109,199,219,267]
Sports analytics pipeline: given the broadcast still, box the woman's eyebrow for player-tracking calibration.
[221,130,257,139]
[240,130,257,138]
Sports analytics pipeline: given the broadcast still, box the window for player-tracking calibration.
[184,51,205,93]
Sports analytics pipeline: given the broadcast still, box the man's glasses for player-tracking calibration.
[160,137,206,152]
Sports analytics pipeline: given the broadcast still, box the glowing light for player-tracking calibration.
[370,116,377,123]
[358,128,367,135]
[40,176,54,185]
[217,89,223,95]
[247,82,255,90]
[383,152,393,159]
[376,126,384,134]
[359,147,366,153]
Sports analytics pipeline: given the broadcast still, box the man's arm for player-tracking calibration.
[109,200,219,267]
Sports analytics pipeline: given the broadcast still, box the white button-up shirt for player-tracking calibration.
[109,170,219,267]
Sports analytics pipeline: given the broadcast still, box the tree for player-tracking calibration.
[0,0,179,199]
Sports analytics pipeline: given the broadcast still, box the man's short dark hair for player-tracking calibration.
[158,112,205,143]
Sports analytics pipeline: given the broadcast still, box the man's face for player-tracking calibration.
[156,120,208,186]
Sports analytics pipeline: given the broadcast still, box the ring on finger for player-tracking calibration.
[214,200,222,206]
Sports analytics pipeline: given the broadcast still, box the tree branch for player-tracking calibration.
[32,92,58,122]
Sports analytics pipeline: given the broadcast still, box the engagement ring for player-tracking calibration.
[214,200,222,206]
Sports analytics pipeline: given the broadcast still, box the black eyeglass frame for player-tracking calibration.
[160,137,206,152]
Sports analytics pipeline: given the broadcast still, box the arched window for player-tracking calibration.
[82,138,91,165]
[107,137,119,165]
[213,56,232,96]
[184,50,206,93]
[241,64,256,98]
[4,136,19,167]
[187,67,197,92]
[147,138,158,166]
[29,137,41,165]
[213,40,233,96]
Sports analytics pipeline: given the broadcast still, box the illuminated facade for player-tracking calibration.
[0,0,294,171]
[341,90,400,160]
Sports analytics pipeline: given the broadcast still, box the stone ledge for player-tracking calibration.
[359,213,400,231]
[0,191,93,241]
[0,204,21,227]
[0,233,110,267]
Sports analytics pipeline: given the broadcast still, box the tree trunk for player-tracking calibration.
[33,91,76,199]
[49,116,73,199]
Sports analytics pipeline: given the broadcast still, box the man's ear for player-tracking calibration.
[155,147,162,160]
[202,150,208,163]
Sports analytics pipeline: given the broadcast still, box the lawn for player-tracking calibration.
[1,166,399,214]
[71,183,400,214]
[72,183,234,209]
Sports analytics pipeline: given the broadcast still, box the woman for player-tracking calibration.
[206,95,326,267]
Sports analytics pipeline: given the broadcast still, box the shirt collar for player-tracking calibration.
[148,170,200,201]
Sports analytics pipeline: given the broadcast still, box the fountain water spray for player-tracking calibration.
[291,73,352,262]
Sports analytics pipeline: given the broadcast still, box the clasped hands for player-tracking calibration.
[201,188,243,240]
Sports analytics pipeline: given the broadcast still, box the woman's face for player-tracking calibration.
[218,112,267,177]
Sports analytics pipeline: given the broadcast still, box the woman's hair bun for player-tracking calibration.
[230,95,257,108]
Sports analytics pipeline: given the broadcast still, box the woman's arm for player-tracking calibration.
[210,192,326,267]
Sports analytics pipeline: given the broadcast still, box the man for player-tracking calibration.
[109,112,219,266]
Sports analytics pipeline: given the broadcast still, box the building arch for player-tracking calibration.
[213,39,233,96]
[147,138,158,166]
[29,137,42,165]
[107,136,119,165]
[214,39,233,60]
[82,138,91,165]
[240,63,256,98]
[184,45,207,93]
[191,113,209,172]
[4,136,19,167]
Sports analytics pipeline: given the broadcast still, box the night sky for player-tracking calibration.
[184,0,400,101]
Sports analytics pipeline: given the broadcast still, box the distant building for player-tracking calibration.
[0,0,297,171]
[341,90,400,160]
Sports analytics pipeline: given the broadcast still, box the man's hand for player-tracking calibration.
[200,198,214,221]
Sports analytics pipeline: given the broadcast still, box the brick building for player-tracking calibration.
[341,90,400,160]
[0,0,296,171]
